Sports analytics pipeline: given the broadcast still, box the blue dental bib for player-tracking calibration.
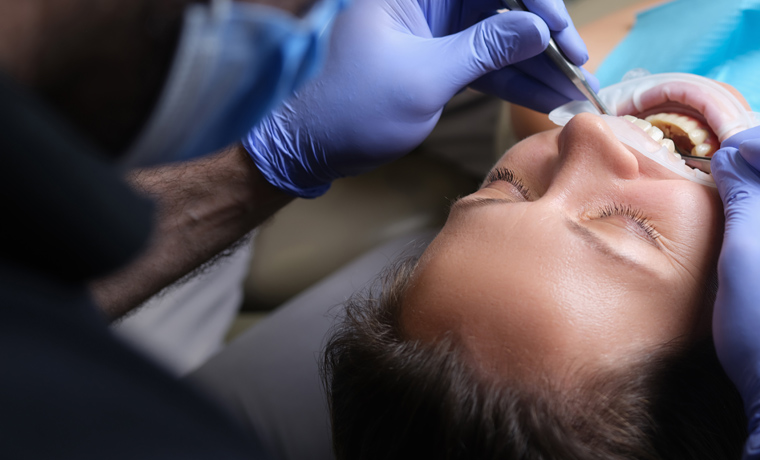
[597,0,760,111]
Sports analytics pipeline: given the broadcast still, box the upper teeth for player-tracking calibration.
[621,114,714,183]
[622,115,679,156]
[644,113,717,157]
[622,113,718,158]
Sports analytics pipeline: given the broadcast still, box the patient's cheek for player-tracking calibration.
[718,82,751,110]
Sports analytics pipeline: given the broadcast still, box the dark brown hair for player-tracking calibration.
[322,257,746,460]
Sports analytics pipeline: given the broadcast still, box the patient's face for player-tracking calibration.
[401,112,724,381]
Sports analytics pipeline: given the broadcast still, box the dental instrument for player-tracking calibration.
[549,73,760,185]
[500,0,611,116]
[675,147,713,174]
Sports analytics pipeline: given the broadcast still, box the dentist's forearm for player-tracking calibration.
[90,144,293,319]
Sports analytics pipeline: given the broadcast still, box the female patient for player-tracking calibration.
[323,74,754,459]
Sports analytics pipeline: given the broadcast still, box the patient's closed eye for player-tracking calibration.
[484,168,530,200]
[596,204,661,244]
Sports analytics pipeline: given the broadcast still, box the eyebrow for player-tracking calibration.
[565,218,658,275]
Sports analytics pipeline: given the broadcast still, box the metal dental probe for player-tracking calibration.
[674,146,713,174]
[499,1,714,175]
[500,0,612,116]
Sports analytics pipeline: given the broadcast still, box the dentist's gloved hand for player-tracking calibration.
[246,0,595,197]
[711,125,760,459]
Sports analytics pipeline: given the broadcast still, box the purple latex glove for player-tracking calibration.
[711,125,760,459]
[245,0,594,197]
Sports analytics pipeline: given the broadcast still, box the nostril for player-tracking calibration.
[558,113,641,180]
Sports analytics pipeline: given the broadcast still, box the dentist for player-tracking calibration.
[0,0,591,457]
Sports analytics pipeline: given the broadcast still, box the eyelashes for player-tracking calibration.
[599,204,661,242]
[485,167,661,243]
[484,167,530,199]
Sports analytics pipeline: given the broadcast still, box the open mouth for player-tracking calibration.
[621,112,718,158]
[549,73,756,184]
[613,77,748,178]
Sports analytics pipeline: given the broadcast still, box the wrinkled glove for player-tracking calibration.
[245,0,595,197]
[711,125,760,460]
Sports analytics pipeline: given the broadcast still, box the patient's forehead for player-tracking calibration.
[399,186,715,383]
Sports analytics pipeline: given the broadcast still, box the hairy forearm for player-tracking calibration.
[91,144,293,319]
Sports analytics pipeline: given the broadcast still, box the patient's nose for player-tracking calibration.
[556,113,640,183]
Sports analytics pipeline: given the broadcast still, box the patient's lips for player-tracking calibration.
[605,115,714,185]
[549,73,757,186]
[624,79,750,142]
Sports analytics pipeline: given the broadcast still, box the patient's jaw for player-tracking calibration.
[400,113,723,381]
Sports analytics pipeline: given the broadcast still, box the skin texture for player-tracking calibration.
[401,112,723,382]
[91,145,293,319]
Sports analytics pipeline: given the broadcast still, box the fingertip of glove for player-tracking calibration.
[553,26,588,66]
[709,147,737,175]
[522,0,569,31]
[519,12,551,49]
[710,147,760,205]
[739,138,760,169]
[492,11,550,58]
[721,125,760,150]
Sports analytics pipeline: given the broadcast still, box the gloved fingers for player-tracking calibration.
[712,136,760,227]
[512,53,599,104]
[712,129,760,454]
[721,125,760,150]
[710,146,760,205]
[713,145,760,205]
[711,147,760,266]
[431,11,549,93]
[551,23,589,66]
[740,138,760,171]
[521,0,568,30]
[521,0,588,65]
[470,65,572,113]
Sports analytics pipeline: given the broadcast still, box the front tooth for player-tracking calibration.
[647,126,664,142]
[632,118,652,131]
[675,116,698,131]
[660,138,675,153]
[688,128,709,145]
[692,143,714,157]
